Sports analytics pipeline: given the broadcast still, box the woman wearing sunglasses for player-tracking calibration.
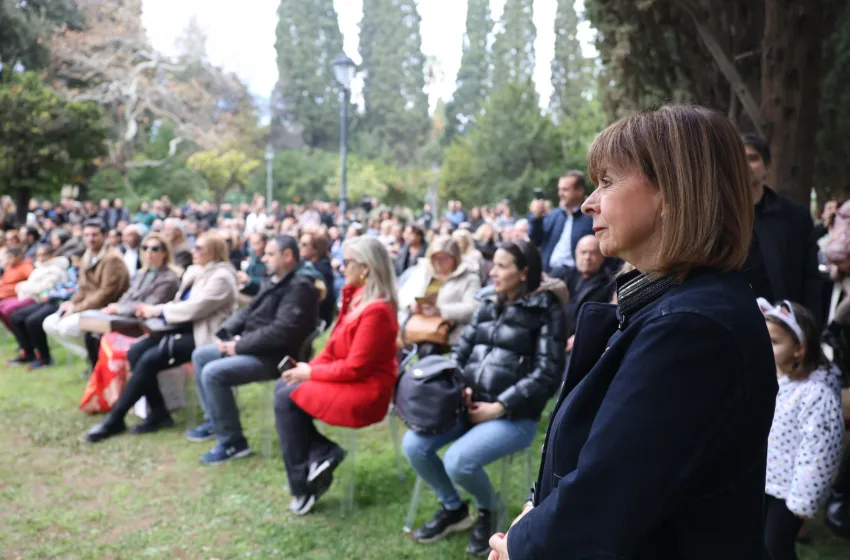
[82,232,182,372]
[85,231,237,441]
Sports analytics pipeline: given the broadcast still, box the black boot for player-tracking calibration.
[466,509,494,556]
[130,410,175,435]
[85,416,127,443]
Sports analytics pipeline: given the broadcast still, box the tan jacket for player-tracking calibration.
[15,256,69,300]
[154,261,238,347]
[399,258,482,345]
[71,247,130,312]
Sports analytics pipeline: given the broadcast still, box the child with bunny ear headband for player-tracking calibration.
[758,298,845,559]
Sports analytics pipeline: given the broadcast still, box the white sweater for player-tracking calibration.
[765,365,845,517]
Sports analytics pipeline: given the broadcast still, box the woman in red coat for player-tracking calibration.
[274,235,399,515]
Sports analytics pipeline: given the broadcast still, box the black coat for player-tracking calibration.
[507,269,777,560]
[395,243,428,277]
[747,187,823,326]
[217,270,319,373]
[451,281,567,420]
[550,266,615,335]
[313,256,336,326]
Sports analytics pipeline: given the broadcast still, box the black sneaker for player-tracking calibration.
[289,474,334,516]
[7,352,35,365]
[307,446,346,493]
[413,502,475,543]
[289,494,317,516]
[466,509,494,556]
[26,358,54,370]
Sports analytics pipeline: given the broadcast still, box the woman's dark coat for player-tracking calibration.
[508,269,777,560]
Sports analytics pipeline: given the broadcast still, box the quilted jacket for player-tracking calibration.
[451,278,568,420]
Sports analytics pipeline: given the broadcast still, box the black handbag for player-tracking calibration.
[394,355,466,434]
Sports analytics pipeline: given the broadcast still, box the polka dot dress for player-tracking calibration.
[765,365,845,518]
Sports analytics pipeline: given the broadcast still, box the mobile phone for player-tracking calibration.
[278,355,295,372]
[533,188,544,200]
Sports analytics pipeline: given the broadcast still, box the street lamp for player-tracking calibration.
[333,53,357,229]
[264,143,274,212]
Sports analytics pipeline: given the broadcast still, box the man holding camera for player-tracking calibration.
[185,235,319,465]
[529,171,594,273]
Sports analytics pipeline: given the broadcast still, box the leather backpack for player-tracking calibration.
[394,355,465,434]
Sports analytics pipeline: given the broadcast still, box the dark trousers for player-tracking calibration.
[9,302,58,360]
[833,445,850,497]
[764,494,803,560]
[108,333,195,422]
[84,332,101,369]
[273,379,339,496]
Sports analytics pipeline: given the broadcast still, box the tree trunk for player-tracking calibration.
[14,186,31,227]
[761,0,823,207]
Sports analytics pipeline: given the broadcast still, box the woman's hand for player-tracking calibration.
[103,303,121,315]
[282,362,312,385]
[135,304,158,319]
[468,401,505,425]
[488,532,510,560]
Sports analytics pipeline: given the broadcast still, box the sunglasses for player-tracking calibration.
[192,244,206,252]
[141,245,164,253]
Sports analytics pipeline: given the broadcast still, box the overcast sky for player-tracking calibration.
[141,0,597,111]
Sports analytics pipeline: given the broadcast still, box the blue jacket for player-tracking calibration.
[528,207,594,272]
[508,269,777,560]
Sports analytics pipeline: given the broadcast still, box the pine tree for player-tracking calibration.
[491,0,536,90]
[445,0,492,140]
[359,0,429,165]
[549,0,590,121]
[273,0,345,149]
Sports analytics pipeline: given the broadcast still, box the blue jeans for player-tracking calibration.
[402,415,538,511]
[192,344,277,446]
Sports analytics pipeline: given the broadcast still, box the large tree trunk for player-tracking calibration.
[761,0,823,207]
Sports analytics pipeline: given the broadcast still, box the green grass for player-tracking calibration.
[0,334,848,559]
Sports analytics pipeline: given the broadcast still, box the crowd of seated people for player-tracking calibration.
[2,145,846,557]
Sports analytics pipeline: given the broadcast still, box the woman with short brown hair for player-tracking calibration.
[494,105,777,560]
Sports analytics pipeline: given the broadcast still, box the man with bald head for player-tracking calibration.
[551,235,615,350]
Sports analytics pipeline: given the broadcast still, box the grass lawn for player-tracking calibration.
[0,335,849,559]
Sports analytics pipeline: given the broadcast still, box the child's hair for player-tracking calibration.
[764,301,825,376]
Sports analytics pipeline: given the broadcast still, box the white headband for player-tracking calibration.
[757,298,805,343]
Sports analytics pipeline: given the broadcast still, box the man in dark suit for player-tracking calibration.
[529,171,594,273]
[742,134,823,326]
[551,234,615,352]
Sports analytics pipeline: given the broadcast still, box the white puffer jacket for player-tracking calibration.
[765,364,845,517]
[15,256,70,300]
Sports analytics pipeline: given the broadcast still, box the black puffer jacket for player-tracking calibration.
[451,278,568,420]
[217,269,319,370]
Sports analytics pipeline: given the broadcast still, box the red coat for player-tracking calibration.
[291,285,399,428]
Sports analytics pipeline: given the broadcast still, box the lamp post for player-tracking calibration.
[332,53,356,230]
[264,143,274,212]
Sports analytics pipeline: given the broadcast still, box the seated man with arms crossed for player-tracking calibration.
[186,234,319,464]
[43,219,130,362]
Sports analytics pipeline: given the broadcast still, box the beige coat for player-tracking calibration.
[72,247,130,312]
[398,258,482,345]
[15,256,69,300]
[153,261,238,347]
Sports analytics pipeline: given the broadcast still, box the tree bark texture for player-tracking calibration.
[761,0,823,206]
